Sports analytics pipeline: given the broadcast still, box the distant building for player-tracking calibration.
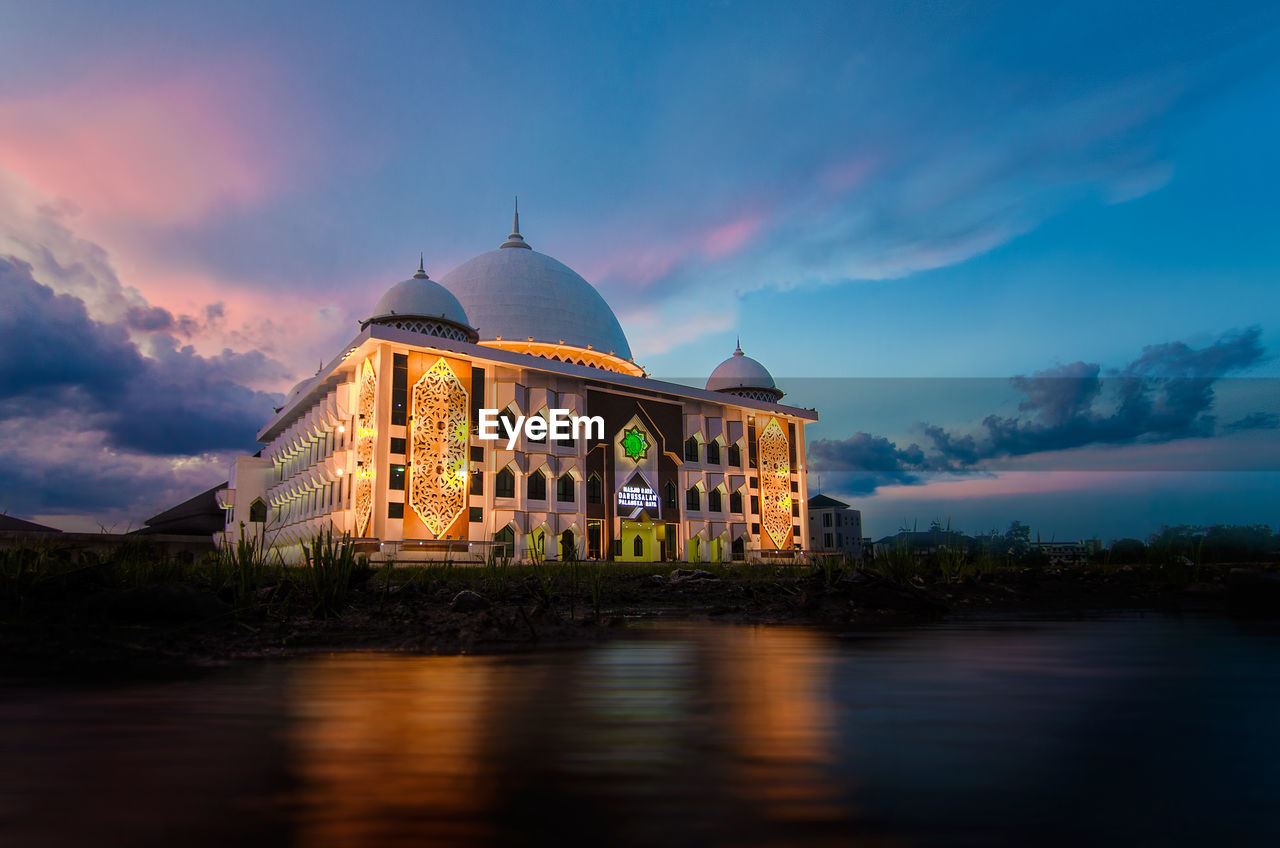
[806,494,863,560]
[1033,539,1102,566]
[132,484,227,537]
[872,529,973,560]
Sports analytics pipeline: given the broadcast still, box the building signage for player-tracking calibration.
[617,485,658,511]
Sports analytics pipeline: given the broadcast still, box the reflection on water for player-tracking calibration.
[2,617,1279,846]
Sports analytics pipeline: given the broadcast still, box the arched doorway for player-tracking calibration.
[619,514,657,562]
[561,528,576,561]
[529,528,547,561]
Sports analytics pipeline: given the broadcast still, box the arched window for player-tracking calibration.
[706,441,721,465]
[728,444,741,467]
[249,498,267,523]
[664,481,677,508]
[633,535,644,557]
[557,474,575,503]
[729,490,743,514]
[528,469,547,500]
[499,410,518,445]
[496,467,515,499]
[493,525,515,558]
[686,487,700,511]
[555,418,577,451]
[528,414,546,444]
[732,537,745,560]
[685,437,699,462]
[708,489,722,512]
[587,474,602,504]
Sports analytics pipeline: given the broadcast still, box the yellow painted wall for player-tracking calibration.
[619,522,657,562]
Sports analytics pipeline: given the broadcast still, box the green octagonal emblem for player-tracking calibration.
[621,426,649,462]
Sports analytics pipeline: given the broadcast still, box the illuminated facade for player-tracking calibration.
[218,211,818,563]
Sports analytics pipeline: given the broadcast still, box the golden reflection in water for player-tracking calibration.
[708,626,847,828]
[284,653,503,847]
[283,628,851,846]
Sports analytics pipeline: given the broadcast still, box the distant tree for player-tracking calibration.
[1201,524,1279,563]
[1004,521,1031,559]
[1110,538,1147,564]
[1147,525,1201,565]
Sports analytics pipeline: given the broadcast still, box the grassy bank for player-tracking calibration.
[2,531,1276,671]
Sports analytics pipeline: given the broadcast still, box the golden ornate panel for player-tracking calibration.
[408,358,470,536]
[758,417,792,549]
[353,357,377,537]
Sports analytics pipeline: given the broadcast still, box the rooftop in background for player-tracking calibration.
[0,514,62,533]
[807,494,851,510]
[132,483,227,537]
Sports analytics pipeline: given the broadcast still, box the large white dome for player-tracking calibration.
[706,343,784,402]
[439,219,633,362]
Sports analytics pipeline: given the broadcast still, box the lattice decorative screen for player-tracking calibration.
[353,357,377,537]
[408,358,469,536]
[758,417,792,549]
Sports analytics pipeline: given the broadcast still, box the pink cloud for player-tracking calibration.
[578,207,771,287]
[0,62,291,228]
[820,154,878,193]
[872,471,1150,501]
[119,262,356,389]
[700,212,766,259]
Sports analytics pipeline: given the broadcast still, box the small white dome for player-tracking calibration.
[365,264,477,342]
[706,342,784,401]
[370,269,471,327]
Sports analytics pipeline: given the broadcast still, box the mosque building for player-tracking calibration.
[217,208,818,563]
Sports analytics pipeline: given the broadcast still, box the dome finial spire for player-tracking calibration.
[501,197,532,249]
[414,253,428,279]
[734,337,743,356]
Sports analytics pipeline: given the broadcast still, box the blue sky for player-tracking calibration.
[0,0,1277,538]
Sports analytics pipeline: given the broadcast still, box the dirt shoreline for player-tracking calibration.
[3,563,1277,677]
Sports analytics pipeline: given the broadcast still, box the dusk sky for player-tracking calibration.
[1,0,1277,540]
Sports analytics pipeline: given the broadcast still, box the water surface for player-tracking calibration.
[2,616,1278,846]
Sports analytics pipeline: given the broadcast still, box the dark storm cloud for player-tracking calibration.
[810,328,1272,479]
[123,303,176,332]
[0,256,284,456]
[1124,330,1267,377]
[0,419,232,518]
[808,434,937,476]
[0,257,141,404]
[1223,411,1280,432]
